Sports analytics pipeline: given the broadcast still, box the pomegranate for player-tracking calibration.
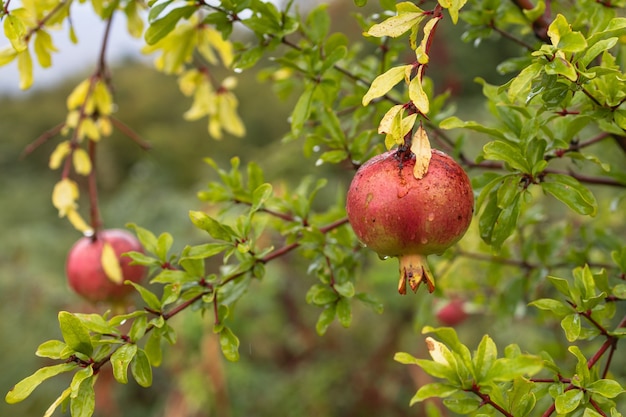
[66,229,147,303]
[436,298,468,326]
[346,149,473,294]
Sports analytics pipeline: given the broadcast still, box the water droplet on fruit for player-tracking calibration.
[428,213,435,221]
[378,254,389,260]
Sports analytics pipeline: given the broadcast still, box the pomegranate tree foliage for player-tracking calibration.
[3,0,626,416]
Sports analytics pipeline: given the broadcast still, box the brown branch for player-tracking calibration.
[110,117,152,150]
[20,122,65,159]
[88,140,102,233]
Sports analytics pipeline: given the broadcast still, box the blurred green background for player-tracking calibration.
[2,9,625,416]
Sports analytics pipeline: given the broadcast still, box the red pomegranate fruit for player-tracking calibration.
[346,149,473,294]
[66,229,147,303]
[436,298,469,326]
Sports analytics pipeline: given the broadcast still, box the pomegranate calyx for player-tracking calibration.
[398,254,435,295]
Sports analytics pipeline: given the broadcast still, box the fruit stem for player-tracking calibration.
[397,254,435,295]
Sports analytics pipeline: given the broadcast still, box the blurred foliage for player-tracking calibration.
[1,1,626,417]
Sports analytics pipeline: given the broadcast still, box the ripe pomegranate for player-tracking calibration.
[346,149,473,294]
[66,229,147,303]
[436,298,468,326]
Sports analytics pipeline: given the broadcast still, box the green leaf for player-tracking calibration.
[529,298,573,317]
[189,210,235,241]
[313,287,338,305]
[485,355,543,381]
[250,183,272,212]
[145,5,196,45]
[111,344,138,384]
[439,117,506,139]
[394,352,420,365]
[70,375,95,417]
[411,383,459,405]
[43,387,71,417]
[58,311,93,357]
[483,141,530,172]
[473,335,497,382]
[126,282,162,311]
[544,56,577,81]
[181,243,231,261]
[126,223,158,254]
[144,330,163,367]
[155,232,174,261]
[5,363,77,404]
[362,65,410,106]
[131,349,153,387]
[508,62,543,103]
[304,4,330,43]
[586,379,625,399]
[336,297,352,328]
[356,292,384,314]
[291,84,315,137]
[219,327,240,362]
[561,313,581,342]
[333,281,355,298]
[36,340,69,360]
[541,173,597,216]
[555,389,584,414]
[547,14,587,52]
[316,304,336,335]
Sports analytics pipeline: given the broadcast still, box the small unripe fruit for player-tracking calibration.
[436,298,468,326]
[66,229,146,303]
[346,149,473,294]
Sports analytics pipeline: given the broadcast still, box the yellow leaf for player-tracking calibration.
[33,30,57,68]
[0,46,18,66]
[219,93,245,137]
[72,148,92,175]
[362,65,410,106]
[93,80,113,115]
[49,141,71,170]
[4,14,28,52]
[409,67,429,114]
[367,12,423,38]
[425,337,450,366]
[415,18,438,65]
[410,125,432,179]
[52,179,79,217]
[97,116,113,136]
[67,80,91,111]
[17,49,33,90]
[124,1,144,38]
[378,104,404,134]
[101,242,123,284]
[65,110,80,129]
[203,27,234,67]
[67,209,92,234]
[208,114,222,140]
[184,81,214,120]
[79,118,100,141]
[178,69,202,96]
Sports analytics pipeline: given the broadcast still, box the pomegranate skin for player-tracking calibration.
[66,229,147,303]
[346,149,473,293]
